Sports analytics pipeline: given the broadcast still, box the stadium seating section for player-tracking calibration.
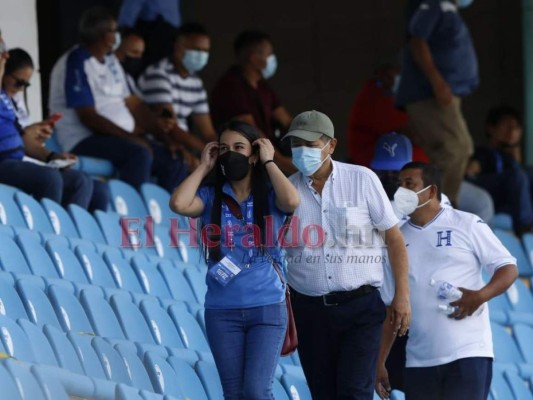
[0,179,531,399]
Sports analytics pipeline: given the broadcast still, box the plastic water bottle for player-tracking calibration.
[429,279,484,316]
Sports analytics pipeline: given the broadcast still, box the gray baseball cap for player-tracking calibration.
[283,110,334,142]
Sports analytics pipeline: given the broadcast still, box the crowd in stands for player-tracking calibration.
[0,0,530,399]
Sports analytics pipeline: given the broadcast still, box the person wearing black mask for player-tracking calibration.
[170,121,300,399]
[115,29,145,83]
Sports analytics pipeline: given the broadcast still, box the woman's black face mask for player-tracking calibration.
[219,151,251,181]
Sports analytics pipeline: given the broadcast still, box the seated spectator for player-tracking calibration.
[0,44,93,208]
[466,106,533,234]
[114,29,145,82]
[347,60,428,167]
[49,6,187,192]
[138,22,216,157]
[117,0,182,69]
[210,30,295,175]
[4,47,109,211]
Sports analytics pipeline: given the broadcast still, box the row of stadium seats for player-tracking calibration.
[0,182,311,399]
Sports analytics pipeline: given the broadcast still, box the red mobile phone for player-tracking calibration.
[48,113,63,126]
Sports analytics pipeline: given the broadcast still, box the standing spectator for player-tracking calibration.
[4,47,109,211]
[170,121,300,399]
[396,0,478,205]
[117,0,182,68]
[49,6,186,191]
[284,110,410,399]
[210,30,295,175]
[138,23,217,155]
[376,162,517,400]
[466,106,533,234]
[347,61,428,167]
[0,43,93,208]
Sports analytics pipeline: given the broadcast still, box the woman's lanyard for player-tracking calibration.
[222,194,255,266]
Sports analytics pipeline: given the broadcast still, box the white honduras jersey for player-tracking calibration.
[382,208,515,368]
[380,193,453,304]
[49,46,135,151]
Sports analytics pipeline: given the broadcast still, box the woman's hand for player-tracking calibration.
[252,138,275,164]
[200,141,219,171]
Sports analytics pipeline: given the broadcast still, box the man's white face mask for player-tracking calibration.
[393,185,432,216]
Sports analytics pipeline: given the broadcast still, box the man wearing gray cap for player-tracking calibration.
[283,110,410,399]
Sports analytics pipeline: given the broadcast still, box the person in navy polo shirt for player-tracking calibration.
[396,0,478,206]
[170,121,300,399]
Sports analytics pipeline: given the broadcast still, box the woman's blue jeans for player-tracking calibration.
[205,302,288,400]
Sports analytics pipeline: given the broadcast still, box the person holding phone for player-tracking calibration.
[170,121,300,399]
[0,47,95,208]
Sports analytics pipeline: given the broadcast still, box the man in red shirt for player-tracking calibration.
[347,63,427,167]
[210,30,295,175]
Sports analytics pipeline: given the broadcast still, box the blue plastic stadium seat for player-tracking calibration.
[0,315,36,362]
[103,250,145,293]
[0,278,29,320]
[390,390,406,400]
[0,185,27,228]
[67,331,107,379]
[167,356,209,400]
[490,213,513,231]
[109,179,149,217]
[491,322,525,364]
[14,191,55,234]
[40,198,80,237]
[131,256,172,299]
[47,284,94,333]
[167,305,210,352]
[0,233,34,275]
[274,378,291,400]
[68,204,106,244]
[158,261,198,304]
[16,278,62,329]
[79,287,126,340]
[143,352,183,396]
[513,323,533,363]
[114,343,155,391]
[506,278,533,312]
[95,210,126,248]
[91,336,133,385]
[116,384,144,400]
[184,268,207,304]
[17,319,59,366]
[281,373,312,400]
[0,361,24,400]
[195,360,223,400]
[109,292,157,344]
[45,237,89,284]
[77,156,115,177]
[504,369,533,400]
[494,229,533,276]
[43,324,86,375]
[141,183,175,225]
[16,230,61,279]
[139,298,185,348]
[74,244,118,289]
[31,365,70,400]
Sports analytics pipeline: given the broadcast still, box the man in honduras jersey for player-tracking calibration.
[376,161,517,400]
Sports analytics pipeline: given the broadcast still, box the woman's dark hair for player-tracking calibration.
[5,48,34,76]
[4,48,34,115]
[203,120,270,262]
